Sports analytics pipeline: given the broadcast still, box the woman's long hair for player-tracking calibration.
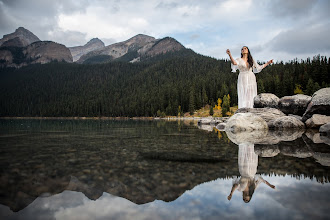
[241,46,254,68]
[242,178,256,203]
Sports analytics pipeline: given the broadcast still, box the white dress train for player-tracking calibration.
[231,58,265,108]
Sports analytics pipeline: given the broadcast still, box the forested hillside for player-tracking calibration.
[0,53,329,117]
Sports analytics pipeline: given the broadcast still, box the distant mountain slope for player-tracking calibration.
[0,27,73,67]
[0,27,191,66]
[77,34,187,64]
[77,34,156,63]
[69,38,105,62]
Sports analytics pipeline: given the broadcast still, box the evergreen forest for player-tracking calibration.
[0,52,329,117]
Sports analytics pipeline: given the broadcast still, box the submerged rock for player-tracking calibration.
[254,93,280,108]
[278,94,311,116]
[226,129,304,145]
[254,145,280,157]
[226,129,268,145]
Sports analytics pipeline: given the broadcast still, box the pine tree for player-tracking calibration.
[189,89,195,115]
[222,94,230,116]
[209,105,214,116]
[306,78,314,95]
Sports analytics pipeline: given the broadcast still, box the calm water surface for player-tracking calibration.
[0,119,329,220]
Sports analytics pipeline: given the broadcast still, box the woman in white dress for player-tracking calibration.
[226,46,273,108]
[227,143,275,203]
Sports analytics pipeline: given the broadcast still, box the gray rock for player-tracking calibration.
[302,87,330,122]
[254,93,280,108]
[216,123,226,131]
[279,94,311,115]
[225,113,268,133]
[305,114,330,128]
[319,122,330,134]
[320,135,330,145]
[235,107,286,122]
[288,114,303,121]
[304,129,324,144]
[268,116,305,130]
[197,118,213,125]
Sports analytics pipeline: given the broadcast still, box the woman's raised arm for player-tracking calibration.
[226,49,237,65]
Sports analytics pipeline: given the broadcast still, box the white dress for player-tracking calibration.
[231,58,265,108]
[232,143,265,192]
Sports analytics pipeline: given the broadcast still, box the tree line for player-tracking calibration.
[0,53,329,117]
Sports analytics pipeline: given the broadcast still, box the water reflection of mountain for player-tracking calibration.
[0,120,329,212]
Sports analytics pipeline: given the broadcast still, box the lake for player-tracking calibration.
[0,119,329,220]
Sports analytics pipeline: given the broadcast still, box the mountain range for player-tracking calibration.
[0,27,189,67]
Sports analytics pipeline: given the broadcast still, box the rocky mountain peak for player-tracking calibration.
[0,27,40,47]
[85,38,105,47]
[124,34,156,47]
[144,36,185,57]
[69,38,106,62]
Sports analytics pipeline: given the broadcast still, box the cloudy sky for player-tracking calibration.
[0,0,329,62]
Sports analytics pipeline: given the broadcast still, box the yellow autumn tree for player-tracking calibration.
[294,84,304,94]
[213,98,222,110]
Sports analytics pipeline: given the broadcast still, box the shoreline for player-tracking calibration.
[0,116,218,121]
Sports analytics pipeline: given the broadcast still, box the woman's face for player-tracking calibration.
[241,47,249,55]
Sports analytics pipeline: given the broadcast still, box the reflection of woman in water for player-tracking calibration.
[226,47,273,109]
[227,143,275,203]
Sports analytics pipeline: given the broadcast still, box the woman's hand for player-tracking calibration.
[226,49,231,55]
[267,59,273,65]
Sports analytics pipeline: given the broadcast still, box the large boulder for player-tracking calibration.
[278,94,311,116]
[254,93,280,108]
[319,122,330,134]
[225,113,268,133]
[235,108,286,123]
[302,88,330,122]
[305,114,330,128]
[268,116,305,130]
[304,129,324,144]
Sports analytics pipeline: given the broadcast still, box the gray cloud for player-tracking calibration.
[0,0,90,45]
[268,0,317,19]
[269,22,330,54]
[0,0,329,60]
[155,1,179,10]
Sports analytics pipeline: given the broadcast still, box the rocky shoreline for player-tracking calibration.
[197,87,330,145]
